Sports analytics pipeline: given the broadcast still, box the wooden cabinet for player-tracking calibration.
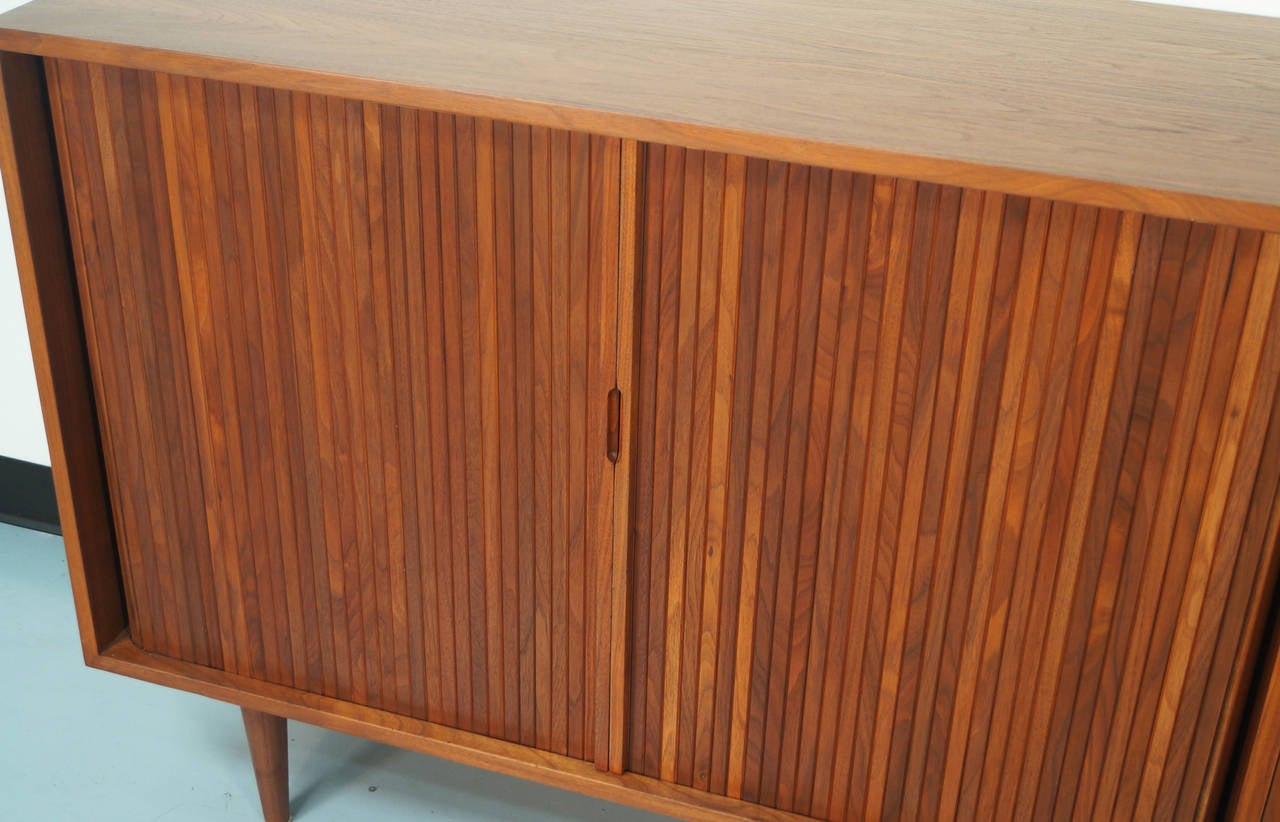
[3,2,1280,820]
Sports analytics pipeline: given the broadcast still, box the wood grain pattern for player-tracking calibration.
[626,143,1280,819]
[47,58,626,764]
[2,0,1280,232]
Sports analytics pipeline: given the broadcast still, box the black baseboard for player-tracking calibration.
[0,455,61,535]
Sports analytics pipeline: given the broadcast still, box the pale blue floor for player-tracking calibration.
[0,522,667,821]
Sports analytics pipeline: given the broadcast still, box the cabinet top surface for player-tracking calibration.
[1,0,1279,223]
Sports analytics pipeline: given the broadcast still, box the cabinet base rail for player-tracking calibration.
[93,637,804,822]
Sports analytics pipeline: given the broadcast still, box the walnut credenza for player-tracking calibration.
[3,1,1280,819]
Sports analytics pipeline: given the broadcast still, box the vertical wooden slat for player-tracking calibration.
[966,198,1064,821]
[718,154,767,797]
[493,120,521,743]
[662,146,700,785]
[473,114,505,740]
[1016,213,1167,819]
[454,113,490,734]
[847,178,918,820]
[934,191,1030,820]
[805,173,875,820]
[136,68,207,669]
[289,88,338,697]
[631,142,668,778]
[73,62,153,654]
[683,150,722,791]
[895,187,988,822]
[328,93,369,705]
[770,165,829,811]
[736,158,793,804]
[605,136,634,774]
[992,203,1106,818]
[1186,323,1280,820]
[250,86,304,689]
[230,81,289,686]
[396,103,435,721]
[1088,228,1261,820]
[104,66,181,662]
[862,181,939,821]
[879,185,964,820]
[1133,234,1280,819]
[356,99,394,711]
[422,108,461,729]
[691,151,745,789]
[376,100,416,716]
[548,126,570,758]
[530,122,554,753]
[565,129,589,761]
[788,167,856,814]
[839,177,915,817]
[825,175,900,818]
[511,121,537,749]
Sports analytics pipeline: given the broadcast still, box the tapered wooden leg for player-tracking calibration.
[242,708,290,822]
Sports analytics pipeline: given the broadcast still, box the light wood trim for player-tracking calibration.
[93,637,806,822]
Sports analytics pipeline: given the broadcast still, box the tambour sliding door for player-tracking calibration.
[625,143,1280,819]
[34,50,1280,822]
[47,57,631,767]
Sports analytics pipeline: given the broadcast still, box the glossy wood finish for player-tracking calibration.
[3,1,1280,231]
[627,144,1280,819]
[0,51,123,659]
[47,58,627,766]
[242,708,290,822]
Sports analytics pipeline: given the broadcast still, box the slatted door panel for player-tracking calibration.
[48,57,625,762]
[626,144,1280,819]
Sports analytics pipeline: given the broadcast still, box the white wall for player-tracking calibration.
[0,0,1277,469]
[1146,0,1280,12]
[0,0,46,466]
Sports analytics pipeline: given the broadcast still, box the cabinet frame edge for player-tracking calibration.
[0,49,125,660]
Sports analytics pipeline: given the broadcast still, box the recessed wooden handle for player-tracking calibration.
[607,387,621,464]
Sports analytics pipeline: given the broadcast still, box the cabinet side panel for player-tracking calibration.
[1220,413,1280,819]
[49,57,624,761]
[627,141,1280,818]
[0,52,123,657]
